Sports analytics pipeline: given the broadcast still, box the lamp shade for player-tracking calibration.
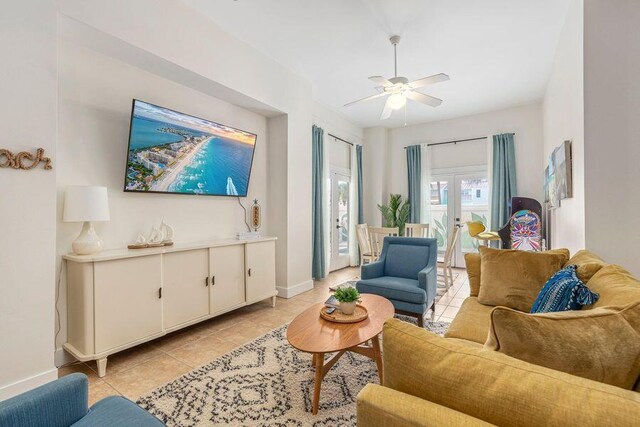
[63,186,110,222]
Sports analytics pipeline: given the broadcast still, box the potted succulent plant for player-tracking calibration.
[333,287,361,315]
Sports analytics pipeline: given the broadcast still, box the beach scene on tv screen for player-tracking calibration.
[125,100,256,196]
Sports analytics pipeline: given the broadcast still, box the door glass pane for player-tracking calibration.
[337,180,349,255]
[460,178,489,254]
[430,180,449,252]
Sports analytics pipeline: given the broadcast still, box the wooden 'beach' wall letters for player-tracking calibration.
[0,148,52,170]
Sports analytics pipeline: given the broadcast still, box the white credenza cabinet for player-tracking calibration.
[63,237,277,377]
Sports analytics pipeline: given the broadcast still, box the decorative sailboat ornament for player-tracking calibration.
[128,233,149,250]
[147,226,165,247]
[160,220,175,246]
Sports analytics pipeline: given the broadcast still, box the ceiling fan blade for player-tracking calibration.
[344,92,389,107]
[380,97,393,120]
[407,91,443,107]
[369,76,394,87]
[408,73,450,89]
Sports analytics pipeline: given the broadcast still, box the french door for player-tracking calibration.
[329,172,351,271]
[430,170,489,268]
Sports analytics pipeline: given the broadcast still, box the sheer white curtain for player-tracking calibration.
[349,143,359,266]
[420,143,433,233]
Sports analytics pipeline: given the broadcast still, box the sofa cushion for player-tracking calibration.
[465,253,481,297]
[565,249,607,283]
[71,396,164,426]
[485,303,640,389]
[357,276,426,304]
[383,318,640,426]
[530,265,599,313]
[444,297,493,344]
[586,264,640,309]
[477,246,569,312]
[384,243,431,279]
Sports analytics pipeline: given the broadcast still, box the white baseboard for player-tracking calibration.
[55,347,77,367]
[0,368,58,401]
[277,279,313,299]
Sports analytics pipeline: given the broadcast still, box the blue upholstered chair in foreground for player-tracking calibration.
[0,373,164,427]
[357,237,438,327]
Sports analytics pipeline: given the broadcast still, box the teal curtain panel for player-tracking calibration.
[491,133,517,231]
[356,145,364,224]
[406,145,422,223]
[312,125,326,279]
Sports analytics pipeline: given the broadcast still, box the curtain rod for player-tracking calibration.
[328,133,353,146]
[403,133,515,149]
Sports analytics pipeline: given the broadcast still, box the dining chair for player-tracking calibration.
[356,223,375,265]
[405,223,430,238]
[368,226,399,260]
[438,225,461,291]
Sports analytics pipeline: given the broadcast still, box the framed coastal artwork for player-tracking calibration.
[123,100,257,197]
[545,140,572,208]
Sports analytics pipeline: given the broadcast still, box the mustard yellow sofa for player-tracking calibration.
[357,250,640,426]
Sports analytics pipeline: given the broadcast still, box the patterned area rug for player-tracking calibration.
[138,317,449,426]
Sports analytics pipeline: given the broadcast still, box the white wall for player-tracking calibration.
[0,1,58,398]
[362,127,390,226]
[363,103,544,224]
[583,0,640,274]
[543,0,585,253]
[54,40,272,351]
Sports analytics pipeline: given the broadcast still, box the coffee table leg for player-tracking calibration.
[371,335,383,385]
[312,352,324,415]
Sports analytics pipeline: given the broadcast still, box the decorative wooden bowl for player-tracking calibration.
[320,305,368,323]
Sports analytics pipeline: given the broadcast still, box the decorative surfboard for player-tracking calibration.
[510,209,542,251]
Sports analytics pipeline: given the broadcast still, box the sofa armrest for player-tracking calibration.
[357,384,493,427]
[382,318,640,427]
[361,260,384,279]
[0,373,88,427]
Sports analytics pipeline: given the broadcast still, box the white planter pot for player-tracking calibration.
[340,301,357,315]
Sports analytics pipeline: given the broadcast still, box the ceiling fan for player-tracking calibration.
[344,35,449,120]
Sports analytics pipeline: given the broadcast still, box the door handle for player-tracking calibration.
[205,276,209,287]
[158,287,162,299]
[248,268,252,277]
[336,225,341,229]
[211,276,215,286]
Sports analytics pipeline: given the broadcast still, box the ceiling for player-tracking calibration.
[184,0,571,128]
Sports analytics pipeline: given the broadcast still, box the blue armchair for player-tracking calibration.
[356,237,437,327]
[0,373,164,427]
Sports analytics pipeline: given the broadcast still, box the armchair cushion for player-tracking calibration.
[384,242,432,279]
[357,277,425,304]
[0,373,88,427]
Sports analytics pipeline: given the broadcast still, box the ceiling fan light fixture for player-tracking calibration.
[387,93,406,110]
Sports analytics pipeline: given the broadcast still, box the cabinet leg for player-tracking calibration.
[271,295,277,308]
[96,357,108,378]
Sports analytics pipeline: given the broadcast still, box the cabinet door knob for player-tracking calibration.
[205,276,209,287]
[248,268,252,277]
[211,276,215,286]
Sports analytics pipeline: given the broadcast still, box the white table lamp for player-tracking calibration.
[63,186,110,255]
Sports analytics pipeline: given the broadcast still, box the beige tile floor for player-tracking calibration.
[58,266,469,405]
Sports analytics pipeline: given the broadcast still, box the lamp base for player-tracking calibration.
[72,221,103,255]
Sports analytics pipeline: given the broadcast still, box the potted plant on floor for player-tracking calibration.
[334,287,361,315]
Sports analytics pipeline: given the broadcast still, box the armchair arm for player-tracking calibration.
[418,264,437,307]
[357,384,493,427]
[0,373,88,427]
[382,319,640,427]
[361,260,384,279]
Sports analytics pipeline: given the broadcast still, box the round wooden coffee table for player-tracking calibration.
[286,294,395,415]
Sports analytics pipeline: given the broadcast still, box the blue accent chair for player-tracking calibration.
[0,373,165,427]
[357,237,438,327]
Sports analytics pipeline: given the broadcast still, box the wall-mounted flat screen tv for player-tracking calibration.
[124,99,257,197]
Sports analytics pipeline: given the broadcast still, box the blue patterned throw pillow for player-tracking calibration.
[530,265,600,313]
